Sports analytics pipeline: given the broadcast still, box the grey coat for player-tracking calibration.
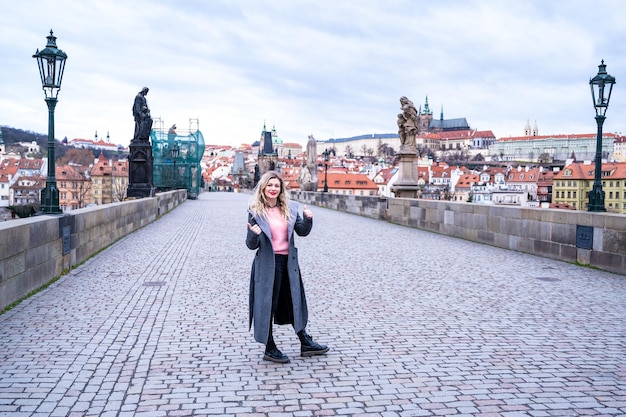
[246,202,313,344]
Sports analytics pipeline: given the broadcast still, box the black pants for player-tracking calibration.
[268,254,294,345]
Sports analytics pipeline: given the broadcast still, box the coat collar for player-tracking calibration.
[250,202,298,242]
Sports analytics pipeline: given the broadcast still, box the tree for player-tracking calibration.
[59,148,96,166]
[76,177,92,209]
[112,177,128,202]
[360,144,368,156]
[377,142,395,162]
[538,153,551,164]
[344,145,354,158]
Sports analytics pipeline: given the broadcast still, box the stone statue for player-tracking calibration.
[306,134,317,167]
[297,163,312,183]
[398,96,418,148]
[298,134,319,191]
[391,96,419,198]
[132,87,153,142]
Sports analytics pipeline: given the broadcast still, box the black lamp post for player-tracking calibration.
[322,148,334,193]
[588,60,616,212]
[33,30,67,214]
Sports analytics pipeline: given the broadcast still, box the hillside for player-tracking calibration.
[0,126,48,148]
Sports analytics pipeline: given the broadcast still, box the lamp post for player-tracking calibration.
[588,60,616,212]
[322,148,334,192]
[33,30,67,214]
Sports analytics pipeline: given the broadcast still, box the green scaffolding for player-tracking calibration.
[151,129,204,198]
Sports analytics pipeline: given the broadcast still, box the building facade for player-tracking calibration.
[552,162,626,213]
[57,164,91,211]
[491,133,618,162]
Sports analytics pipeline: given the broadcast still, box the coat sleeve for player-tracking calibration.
[294,212,313,236]
[246,213,261,250]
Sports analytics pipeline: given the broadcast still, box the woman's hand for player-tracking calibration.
[303,205,313,219]
[247,222,262,235]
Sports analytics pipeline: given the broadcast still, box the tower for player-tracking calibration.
[417,95,433,134]
[257,122,278,175]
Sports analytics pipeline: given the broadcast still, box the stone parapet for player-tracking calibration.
[0,190,187,311]
[290,192,625,276]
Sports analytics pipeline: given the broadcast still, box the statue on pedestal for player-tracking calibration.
[391,96,419,198]
[128,87,156,198]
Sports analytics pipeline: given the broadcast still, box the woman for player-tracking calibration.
[246,171,329,363]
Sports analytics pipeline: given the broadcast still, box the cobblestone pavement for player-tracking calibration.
[0,192,624,417]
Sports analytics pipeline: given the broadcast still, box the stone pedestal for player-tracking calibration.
[127,139,155,199]
[391,147,419,198]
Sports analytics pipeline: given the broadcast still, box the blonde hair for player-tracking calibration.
[249,171,292,221]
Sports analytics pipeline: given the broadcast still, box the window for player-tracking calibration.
[573,191,577,198]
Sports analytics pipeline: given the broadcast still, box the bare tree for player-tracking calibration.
[76,177,91,208]
[111,177,128,202]
[538,153,552,164]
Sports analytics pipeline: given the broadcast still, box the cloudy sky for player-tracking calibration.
[2,0,626,148]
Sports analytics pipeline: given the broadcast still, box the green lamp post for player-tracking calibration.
[321,148,335,193]
[588,60,615,212]
[33,30,67,214]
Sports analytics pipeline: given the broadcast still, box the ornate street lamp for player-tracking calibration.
[33,30,67,214]
[588,60,616,212]
[322,148,335,193]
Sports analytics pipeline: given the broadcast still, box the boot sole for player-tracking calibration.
[301,347,329,357]
[263,354,290,364]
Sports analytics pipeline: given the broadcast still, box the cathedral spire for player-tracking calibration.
[440,105,444,121]
[421,95,432,115]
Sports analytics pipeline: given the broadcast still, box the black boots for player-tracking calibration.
[264,332,290,363]
[297,330,329,357]
[264,329,329,363]
[263,345,290,363]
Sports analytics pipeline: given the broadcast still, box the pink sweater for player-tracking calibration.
[266,207,289,254]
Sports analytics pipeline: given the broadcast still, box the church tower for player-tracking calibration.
[257,122,277,175]
[532,121,539,136]
[417,95,433,134]
[525,119,532,136]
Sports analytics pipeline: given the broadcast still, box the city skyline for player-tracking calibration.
[2,0,626,148]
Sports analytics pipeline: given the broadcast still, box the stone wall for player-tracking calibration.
[0,190,187,311]
[290,191,625,276]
